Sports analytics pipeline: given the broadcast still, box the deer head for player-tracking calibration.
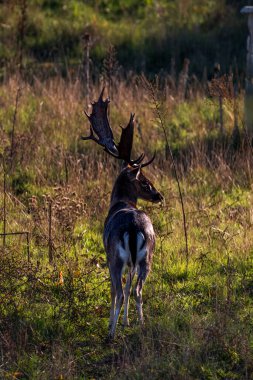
[126,166,163,203]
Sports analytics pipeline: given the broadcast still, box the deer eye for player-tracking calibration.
[142,183,152,191]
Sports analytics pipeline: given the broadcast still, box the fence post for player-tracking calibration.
[241,6,253,142]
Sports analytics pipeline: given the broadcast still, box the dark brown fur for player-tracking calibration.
[103,166,163,339]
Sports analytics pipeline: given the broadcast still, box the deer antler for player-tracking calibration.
[81,89,152,167]
[118,113,134,162]
[82,87,118,155]
[116,114,146,166]
[140,151,156,168]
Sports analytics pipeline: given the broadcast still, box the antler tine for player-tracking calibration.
[102,149,146,168]
[106,113,146,167]
[103,146,120,158]
[140,151,156,168]
[101,144,145,166]
[81,126,104,147]
[117,113,134,162]
[130,153,145,166]
[99,87,105,101]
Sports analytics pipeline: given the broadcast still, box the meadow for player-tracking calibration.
[0,68,253,379]
[1,1,253,379]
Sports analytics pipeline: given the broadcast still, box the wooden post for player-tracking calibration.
[178,58,190,101]
[241,6,253,142]
[213,63,224,135]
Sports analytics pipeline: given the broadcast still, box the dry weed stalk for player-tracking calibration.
[141,74,189,267]
[208,68,234,135]
[10,85,22,168]
[102,45,119,104]
[27,187,88,262]
[208,73,234,100]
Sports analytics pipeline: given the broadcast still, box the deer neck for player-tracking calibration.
[110,175,137,208]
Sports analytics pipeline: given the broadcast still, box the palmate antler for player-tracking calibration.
[81,88,155,167]
[82,88,118,155]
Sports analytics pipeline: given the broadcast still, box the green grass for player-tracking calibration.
[1,196,253,379]
[1,167,253,379]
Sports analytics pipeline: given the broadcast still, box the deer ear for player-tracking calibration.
[121,161,128,169]
[136,167,141,180]
[127,166,141,181]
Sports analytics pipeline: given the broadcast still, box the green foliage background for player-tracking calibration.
[0,0,250,75]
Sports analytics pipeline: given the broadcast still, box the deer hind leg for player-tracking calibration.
[108,264,116,329]
[109,263,124,339]
[123,270,135,327]
[134,261,149,325]
[109,283,116,329]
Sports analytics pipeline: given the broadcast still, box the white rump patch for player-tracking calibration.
[136,232,147,263]
[118,232,147,267]
[118,232,130,264]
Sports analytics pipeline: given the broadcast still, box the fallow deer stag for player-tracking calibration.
[81,89,163,339]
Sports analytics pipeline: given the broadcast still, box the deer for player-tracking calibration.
[81,89,163,339]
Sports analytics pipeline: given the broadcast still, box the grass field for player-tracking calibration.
[0,70,253,379]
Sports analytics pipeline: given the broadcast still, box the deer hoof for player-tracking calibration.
[105,334,114,343]
[122,320,130,328]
